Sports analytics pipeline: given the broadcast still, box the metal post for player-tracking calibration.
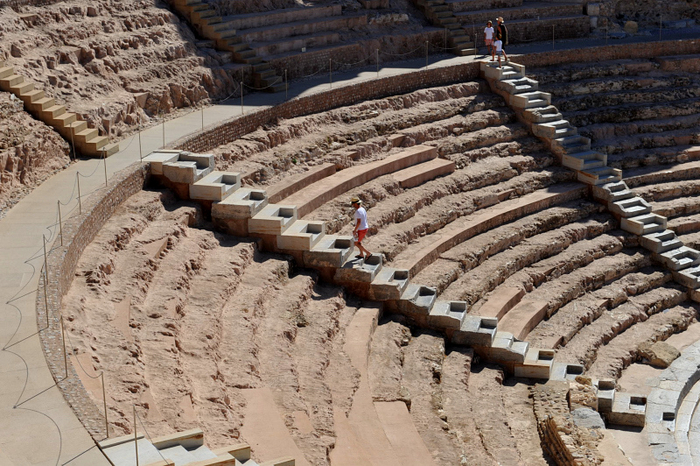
[134,406,139,466]
[284,69,288,100]
[103,149,108,187]
[329,59,332,89]
[57,201,63,247]
[376,49,379,78]
[241,82,244,115]
[70,125,76,160]
[101,372,109,438]
[43,235,49,328]
[76,173,82,215]
[60,315,68,379]
[425,41,429,69]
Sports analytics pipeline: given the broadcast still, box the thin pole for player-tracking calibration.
[134,405,139,466]
[444,28,447,49]
[606,26,608,45]
[240,82,244,115]
[76,173,82,214]
[284,69,288,100]
[329,59,332,89]
[473,23,476,56]
[103,149,108,187]
[101,372,109,438]
[60,315,68,379]
[376,49,379,78]
[57,201,63,247]
[43,235,49,328]
[425,40,429,69]
[70,125,76,160]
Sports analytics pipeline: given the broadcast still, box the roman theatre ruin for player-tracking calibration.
[1,0,700,465]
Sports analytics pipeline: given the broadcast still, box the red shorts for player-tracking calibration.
[485,39,493,46]
[355,229,368,242]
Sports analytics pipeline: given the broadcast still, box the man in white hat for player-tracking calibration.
[351,197,372,260]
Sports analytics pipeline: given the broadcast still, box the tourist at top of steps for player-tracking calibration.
[351,197,372,261]
[496,16,508,46]
[484,20,495,56]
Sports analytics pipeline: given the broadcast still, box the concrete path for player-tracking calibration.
[0,26,698,465]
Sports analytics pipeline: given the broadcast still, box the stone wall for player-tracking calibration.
[36,163,149,438]
[172,38,700,154]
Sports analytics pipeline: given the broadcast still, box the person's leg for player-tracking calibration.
[356,229,371,259]
[498,51,502,67]
[503,49,508,62]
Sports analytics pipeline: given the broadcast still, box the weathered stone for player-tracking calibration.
[639,341,681,369]
[624,21,638,34]
[572,408,605,430]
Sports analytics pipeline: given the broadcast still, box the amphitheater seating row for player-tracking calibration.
[0,59,118,157]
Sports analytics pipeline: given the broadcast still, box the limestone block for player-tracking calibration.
[478,287,524,319]
[162,161,199,184]
[387,134,405,147]
[211,443,251,461]
[572,407,605,430]
[303,235,353,269]
[640,229,681,254]
[639,341,680,369]
[490,332,528,363]
[586,2,600,15]
[212,188,268,220]
[494,76,538,95]
[606,392,646,427]
[621,213,667,236]
[514,348,554,379]
[248,204,298,236]
[151,428,204,449]
[277,220,325,251]
[562,150,606,171]
[674,266,700,289]
[624,21,638,34]
[427,301,467,330]
[451,315,497,347]
[368,267,410,301]
[577,166,622,185]
[189,171,241,201]
[522,105,561,123]
[658,246,700,271]
[334,254,383,284]
[143,150,183,175]
[510,91,551,109]
[480,61,525,80]
[596,379,616,413]
[592,180,633,203]
[550,362,585,381]
[608,195,652,218]
[533,119,577,140]
[397,284,437,316]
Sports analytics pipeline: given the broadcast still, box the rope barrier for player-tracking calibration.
[241,74,283,91]
[134,406,169,464]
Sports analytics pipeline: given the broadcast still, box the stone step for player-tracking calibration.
[455,47,477,56]
[236,14,367,44]
[451,315,498,347]
[302,235,354,269]
[454,3,584,24]
[551,134,591,156]
[489,331,528,363]
[532,119,576,139]
[550,362,585,381]
[222,5,342,31]
[0,74,23,91]
[27,96,55,113]
[42,104,67,124]
[80,135,110,154]
[368,266,410,300]
[657,246,700,272]
[480,60,525,80]
[445,0,521,13]
[514,348,554,379]
[19,88,44,105]
[591,180,635,203]
[249,204,298,235]
[52,111,77,129]
[277,219,326,251]
[495,76,538,95]
[397,283,438,316]
[162,153,215,184]
[0,66,14,79]
[621,213,667,235]
[562,150,606,171]
[212,188,269,236]
[427,300,467,330]
[608,195,652,218]
[392,157,455,189]
[522,105,562,123]
[74,127,99,144]
[8,78,33,95]
[640,229,682,254]
[251,31,341,59]
[510,91,552,109]
[334,253,383,284]
[189,171,242,201]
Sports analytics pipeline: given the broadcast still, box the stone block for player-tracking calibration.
[640,341,681,369]
[303,235,353,268]
[510,91,551,109]
[586,2,600,15]
[451,315,497,347]
[427,301,467,330]
[608,196,652,218]
[267,162,336,204]
[248,204,298,236]
[596,379,616,413]
[387,134,405,147]
[621,213,667,235]
[562,150,608,171]
[151,428,204,450]
[189,171,241,201]
[212,188,268,220]
[368,267,410,301]
[490,332,528,363]
[606,392,646,427]
[591,180,634,203]
[640,229,681,254]
[514,348,553,379]
[674,266,700,289]
[277,220,325,251]
[393,157,455,189]
[143,150,182,175]
[478,287,524,319]
[522,105,562,123]
[577,166,622,185]
[550,362,585,381]
[211,443,251,461]
[658,246,700,271]
[624,21,638,34]
[494,76,538,95]
[397,284,437,316]
[334,253,383,284]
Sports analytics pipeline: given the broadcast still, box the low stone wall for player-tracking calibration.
[172,39,700,154]
[36,163,149,438]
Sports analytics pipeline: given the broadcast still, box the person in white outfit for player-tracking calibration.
[351,197,372,260]
[484,20,495,57]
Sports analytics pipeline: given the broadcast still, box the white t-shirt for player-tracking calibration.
[484,26,494,40]
[495,39,503,52]
[354,206,368,230]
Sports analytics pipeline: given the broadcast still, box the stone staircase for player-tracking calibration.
[480,59,700,318]
[413,0,477,56]
[170,0,285,92]
[0,59,118,158]
[141,148,647,432]
[100,428,294,466]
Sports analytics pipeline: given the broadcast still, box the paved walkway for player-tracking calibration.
[0,26,698,465]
